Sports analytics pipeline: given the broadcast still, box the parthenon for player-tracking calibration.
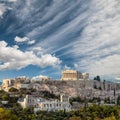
[61,70,89,81]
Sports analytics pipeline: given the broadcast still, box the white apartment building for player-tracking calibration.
[18,94,71,112]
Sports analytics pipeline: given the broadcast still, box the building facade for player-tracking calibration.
[1,76,30,91]
[18,94,71,112]
[61,70,89,81]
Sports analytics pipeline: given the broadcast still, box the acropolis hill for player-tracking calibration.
[1,70,120,100]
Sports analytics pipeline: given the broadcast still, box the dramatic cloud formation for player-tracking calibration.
[0,41,61,70]
[88,55,120,76]
[0,0,120,80]
[26,0,119,78]
[71,0,120,77]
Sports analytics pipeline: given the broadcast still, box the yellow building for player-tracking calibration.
[61,70,89,81]
[61,70,82,81]
[1,76,30,91]
[2,79,13,91]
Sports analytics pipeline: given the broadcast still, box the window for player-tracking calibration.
[44,104,46,107]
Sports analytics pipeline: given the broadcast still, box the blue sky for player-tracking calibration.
[0,0,120,81]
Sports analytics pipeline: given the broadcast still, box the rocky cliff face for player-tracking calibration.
[31,80,120,98]
[31,80,94,97]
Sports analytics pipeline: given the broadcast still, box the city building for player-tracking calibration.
[2,79,13,91]
[18,94,71,112]
[61,70,89,81]
[1,76,30,91]
[16,83,30,89]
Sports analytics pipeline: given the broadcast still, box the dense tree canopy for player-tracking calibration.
[9,87,19,92]
[0,108,18,120]
[0,105,120,120]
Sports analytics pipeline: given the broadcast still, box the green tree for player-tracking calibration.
[9,87,18,92]
[104,116,116,120]
[69,116,81,120]
[2,94,9,101]
[0,108,18,120]
[94,76,101,81]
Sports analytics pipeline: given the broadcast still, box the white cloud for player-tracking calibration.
[61,0,120,77]
[0,41,61,70]
[39,54,61,68]
[0,4,7,18]
[64,65,71,70]
[1,0,17,2]
[32,75,50,81]
[115,78,120,80]
[0,3,13,18]
[15,36,36,45]
[30,47,43,56]
[15,36,29,43]
[9,0,17,2]
[74,64,79,69]
[1,0,119,79]
[88,54,120,76]
[27,40,36,45]
[21,0,120,78]
[13,45,19,49]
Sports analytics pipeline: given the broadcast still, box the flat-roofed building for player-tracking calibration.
[2,79,12,91]
[61,70,89,81]
[61,70,82,81]
[18,94,71,112]
[1,76,30,91]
